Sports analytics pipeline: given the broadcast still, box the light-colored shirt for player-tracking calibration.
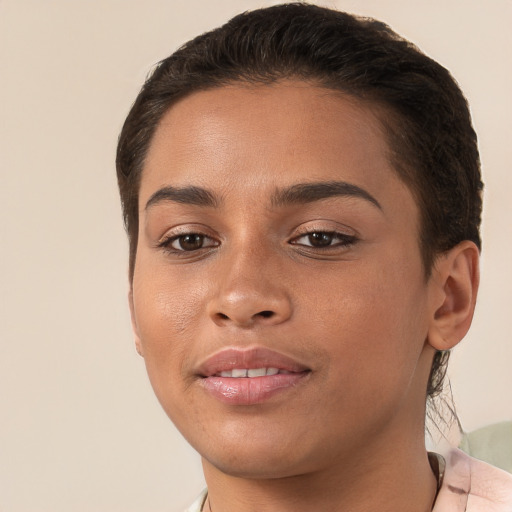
[433,448,512,511]
[185,489,207,512]
[460,421,512,474]
[185,449,512,512]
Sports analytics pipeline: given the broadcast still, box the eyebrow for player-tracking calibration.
[271,181,382,210]
[144,180,381,211]
[145,186,219,210]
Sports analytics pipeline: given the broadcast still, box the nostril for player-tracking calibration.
[211,309,280,326]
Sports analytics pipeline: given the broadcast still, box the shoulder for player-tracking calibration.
[433,448,512,512]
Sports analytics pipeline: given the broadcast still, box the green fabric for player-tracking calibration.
[459,421,512,473]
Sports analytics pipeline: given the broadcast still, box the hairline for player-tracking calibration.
[126,77,437,282]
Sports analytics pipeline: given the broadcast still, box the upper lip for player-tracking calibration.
[196,347,310,377]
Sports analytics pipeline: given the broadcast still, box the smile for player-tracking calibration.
[197,347,310,405]
[216,367,292,377]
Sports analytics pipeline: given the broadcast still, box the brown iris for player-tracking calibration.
[308,232,334,247]
[177,234,205,251]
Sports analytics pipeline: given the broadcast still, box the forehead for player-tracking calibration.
[141,81,416,220]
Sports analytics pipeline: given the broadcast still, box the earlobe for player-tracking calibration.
[427,241,480,351]
[128,289,144,357]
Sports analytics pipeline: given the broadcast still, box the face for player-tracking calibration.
[130,81,437,479]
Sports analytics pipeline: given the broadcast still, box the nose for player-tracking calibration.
[206,248,293,328]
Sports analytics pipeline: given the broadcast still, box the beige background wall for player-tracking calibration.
[1,0,510,510]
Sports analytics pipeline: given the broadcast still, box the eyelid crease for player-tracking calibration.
[155,223,219,244]
[157,232,218,246]
[289,220,359,239]
[156,233,220,256]
[290,231,358,246]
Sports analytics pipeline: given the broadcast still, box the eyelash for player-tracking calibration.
[157,232,219,254]
[157,228,358,255]
[290,230,358,250]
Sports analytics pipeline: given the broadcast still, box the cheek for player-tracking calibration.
[133,261,206,337]
[302,257,429,393]
[131,268,207,396]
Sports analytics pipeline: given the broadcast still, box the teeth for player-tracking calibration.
[248,368,267,377]
[217,367,282,378]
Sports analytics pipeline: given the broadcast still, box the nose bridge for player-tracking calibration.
[207,234,292,327]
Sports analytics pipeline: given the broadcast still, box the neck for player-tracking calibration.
[202,430,438,512]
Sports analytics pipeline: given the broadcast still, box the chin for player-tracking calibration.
[190,422,328,479]
[203,448,312,480]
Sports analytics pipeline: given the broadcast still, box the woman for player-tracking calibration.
[116,4,512,511]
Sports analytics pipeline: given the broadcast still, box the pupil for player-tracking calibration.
[180,234,203,250]
[309,232,333,247]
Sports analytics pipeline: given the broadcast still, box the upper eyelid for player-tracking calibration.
[292,230,355,239]
[171,234,218,249]
[290,231,357,245]
[156,233,219,255]
[290,222,358,239]
[158,232,218,246]
[157,224,219,244]
[154,222,359,245]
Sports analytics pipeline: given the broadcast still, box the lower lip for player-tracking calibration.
[200,372,309,405]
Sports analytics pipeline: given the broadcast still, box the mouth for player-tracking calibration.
[214,367,295,378]
[197,347,311,405]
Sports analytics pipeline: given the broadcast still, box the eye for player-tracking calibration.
[159,232,219,252]
[291,231,356,249]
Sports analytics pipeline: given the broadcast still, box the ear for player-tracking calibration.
[128,288,144,357]
[427,241,480,351]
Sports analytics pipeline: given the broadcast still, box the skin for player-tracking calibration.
[129,81,479,512]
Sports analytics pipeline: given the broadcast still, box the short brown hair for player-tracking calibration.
[116,3,483,402]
